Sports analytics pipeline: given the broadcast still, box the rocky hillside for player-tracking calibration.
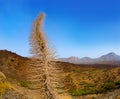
[0,50,29,81]
[57,61,120,98]
[0,50,120,99]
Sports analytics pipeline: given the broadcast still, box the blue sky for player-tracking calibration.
[0,0,120,58]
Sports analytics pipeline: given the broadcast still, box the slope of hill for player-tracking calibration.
[57,61,120,99]
[0,50,120,99]
[0,50,29,81]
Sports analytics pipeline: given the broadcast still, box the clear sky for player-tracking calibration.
[0,0,120,58]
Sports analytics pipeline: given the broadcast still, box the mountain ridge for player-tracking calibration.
[59,52,120,65]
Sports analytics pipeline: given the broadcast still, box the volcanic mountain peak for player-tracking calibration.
[100,52,117,57]
[59,52,120,64]
[98,52,120,61]
[107,52,116,55]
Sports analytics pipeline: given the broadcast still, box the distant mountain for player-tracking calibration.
[80,57,94,63]
[58,52,120,65]
[96,52,120,62]
[59,56,80,64]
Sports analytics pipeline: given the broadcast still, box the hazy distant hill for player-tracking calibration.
[59,52,120,65]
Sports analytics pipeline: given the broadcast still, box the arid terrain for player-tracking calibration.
[0,50,120,99]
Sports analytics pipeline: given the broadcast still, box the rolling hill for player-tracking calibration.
[0,50,120,99]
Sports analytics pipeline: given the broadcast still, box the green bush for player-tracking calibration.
[115,80,120,88]
[84,83,95,88]
[115,80,120,85]
[69,81,120,96]
[69,89,83,96]
[69,88,102,96]
[20,81,31,88]
[101,81,116,90]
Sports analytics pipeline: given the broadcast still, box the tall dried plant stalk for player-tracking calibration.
[29,13,63,99]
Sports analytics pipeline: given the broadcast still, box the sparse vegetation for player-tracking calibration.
[70,88,99,96]
[117,95,120,99]
[20,81,31,88]
[101,81,116,90]
[0,81,11,94]
[60,62,120,98]
[0,51,120,98]
[0,72,13,95]
[69,80,120,96]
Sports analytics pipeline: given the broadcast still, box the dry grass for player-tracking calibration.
[0,72,14,95]
[56,62,120,98]
[0,82,11,94]
[117,96,120,99]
